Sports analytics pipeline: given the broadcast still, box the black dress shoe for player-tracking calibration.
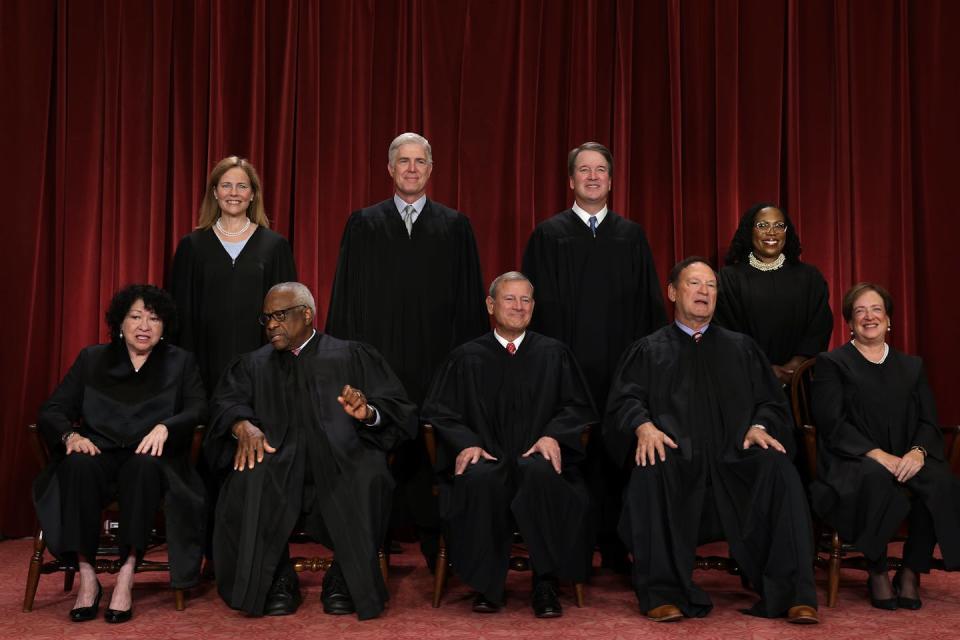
[893,570,922,610]
[321,563,355,615]
[69,581,102,622]
[104,606,133,624]
[532,579,562,618]
[264,572,303,616]
[867,574,897,610]
[472,592,501,613]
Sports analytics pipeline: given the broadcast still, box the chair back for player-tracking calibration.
[788,357,818,481]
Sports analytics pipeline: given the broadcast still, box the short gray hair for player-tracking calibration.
[488,271,534,298]
[388,132,433,166]
[266,282,316,315]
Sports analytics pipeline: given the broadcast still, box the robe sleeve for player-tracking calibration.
[811,355,879,458]
[162,352,208,453]
[740,339,794,447]
[421,354,485,473]
[205,356,260,471]
[714,267,746,332]
[350,343,418,452]
[539,347,596,464]
[450,216,490,348]
[325,212,361,338]
[632,231,667,335]
[603,339,655,466]
[37,348,88,449]
[267,234,298,290]
[911,365,945,461]
[522,228,564,339]
[794,267,833,357]
[168,236,198,351]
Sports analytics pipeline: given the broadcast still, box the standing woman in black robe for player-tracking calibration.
[169,156,297,396]
[33,285,206,623]
[811,283,960,610]
[714,203,833,386]
[169,157,296,568]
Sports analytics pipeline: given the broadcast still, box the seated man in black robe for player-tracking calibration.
[206,282,417,619]
[605,257,819,624]
[422,271,597,618]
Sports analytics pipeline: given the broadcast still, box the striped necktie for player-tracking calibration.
[589,215,598,237]
[403,204,415,237]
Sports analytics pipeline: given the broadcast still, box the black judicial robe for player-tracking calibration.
[169,226,297,394]
[606,325,816,617]
[33,341,207,588]
[522,210,666,411]
[715,261,833,366]
[810,343,960,565]
[422,332,597,602]
[325,199,488,406]
[206,334,417,619]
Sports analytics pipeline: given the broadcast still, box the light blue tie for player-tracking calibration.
[589,215,598,238]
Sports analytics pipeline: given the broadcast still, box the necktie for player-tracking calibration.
[693,331,702,343]
[292,347,301,356]
[506,342,517,355]
[403,204,415,237]
[589,215,598,237]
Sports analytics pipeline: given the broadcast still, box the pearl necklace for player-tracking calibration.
[852,340,889,364]
[216,216,251,237]
[748,252,785,271]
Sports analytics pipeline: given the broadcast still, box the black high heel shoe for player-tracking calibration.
[867,573,898,610]
[104,606,133,623]
[69,581,102,622]
[893,570,922,610]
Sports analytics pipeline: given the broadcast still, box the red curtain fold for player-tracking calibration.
[2,0,957,535]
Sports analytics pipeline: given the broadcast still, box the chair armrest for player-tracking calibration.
[28,423,50,469]
[422,424,437,467]
[801,423,817,480]
[940,425,960,470]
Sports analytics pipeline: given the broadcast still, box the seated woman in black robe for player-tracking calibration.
[33,285,206,624]
[714,202,833,386]
[811,282,960,610]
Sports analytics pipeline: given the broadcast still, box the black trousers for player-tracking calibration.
[55,449,167,562]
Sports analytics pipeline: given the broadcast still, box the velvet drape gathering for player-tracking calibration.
[2,0,957,535]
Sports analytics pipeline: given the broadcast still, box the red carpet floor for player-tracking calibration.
[3,539,959,639]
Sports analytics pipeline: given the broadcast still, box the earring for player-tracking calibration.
[887,325,892,332]
[119,330,124,339]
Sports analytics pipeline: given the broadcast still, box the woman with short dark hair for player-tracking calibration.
[33,284,206,623]
[811,282,960,610]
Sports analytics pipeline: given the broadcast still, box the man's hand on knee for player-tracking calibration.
[232,420,276,471]
[454,446,498,475]
[634,422,677,466]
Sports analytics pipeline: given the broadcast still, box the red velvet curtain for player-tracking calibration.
[2,0,958,535]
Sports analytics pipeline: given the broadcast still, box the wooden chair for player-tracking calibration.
[422,423,587,608]
[23,423,206,612]
[289,450,395,583]
[789,356,960,607]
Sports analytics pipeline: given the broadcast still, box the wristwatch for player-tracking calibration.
[910,445,928,459]
[61,431,78,444]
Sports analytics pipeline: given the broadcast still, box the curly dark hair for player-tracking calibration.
[105,284,178,341]
[723,202,803,266]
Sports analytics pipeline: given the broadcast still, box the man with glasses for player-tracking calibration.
[206,282,417,619]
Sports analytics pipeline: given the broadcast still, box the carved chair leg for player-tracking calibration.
[23,529,46,612]
[174,588,186,611]
[574,582,584,608]
[828,531,841,607]
[379,549,389,584]
[432,536,448,608]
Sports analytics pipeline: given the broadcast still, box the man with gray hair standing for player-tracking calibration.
[422,272,596,618]
[326,133,488,567]
[208,282,417,619]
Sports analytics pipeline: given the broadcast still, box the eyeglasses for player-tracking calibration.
[754,221,787,232]
[258,305,306,326]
